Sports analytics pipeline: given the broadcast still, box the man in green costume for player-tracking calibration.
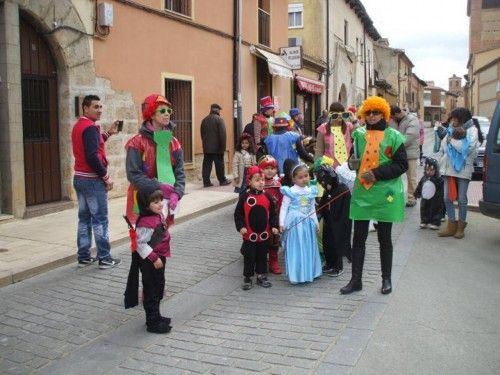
[340,96,408,296]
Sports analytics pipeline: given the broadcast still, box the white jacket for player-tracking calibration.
[439,122,478,180]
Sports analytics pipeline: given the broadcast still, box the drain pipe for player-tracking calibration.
[233,0,242,146]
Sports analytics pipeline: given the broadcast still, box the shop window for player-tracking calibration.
[256,58,272,108]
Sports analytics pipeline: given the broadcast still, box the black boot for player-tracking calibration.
[340,247,364,295]
[146,303,171,334]
[381,278,392,294]
[380,243,393,295]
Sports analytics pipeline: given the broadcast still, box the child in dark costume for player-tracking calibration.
[316,165,352,277]
[414,157,444,230]
[281,158,298,188]
[234,166,279,290]
[125,185,175,334]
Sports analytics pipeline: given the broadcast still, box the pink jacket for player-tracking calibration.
[315,122,354,167]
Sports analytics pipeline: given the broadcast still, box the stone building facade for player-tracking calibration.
[465,0,500,118]
[0,0,292,218]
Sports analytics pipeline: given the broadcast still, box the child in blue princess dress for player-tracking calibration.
[279,164,322,284]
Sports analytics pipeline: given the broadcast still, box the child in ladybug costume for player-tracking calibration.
[234,166,279,290]
[258,155,283,274]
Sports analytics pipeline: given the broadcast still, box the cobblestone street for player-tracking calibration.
[0,204,407,375]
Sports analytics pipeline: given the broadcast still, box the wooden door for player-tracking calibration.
[20,17,61,205]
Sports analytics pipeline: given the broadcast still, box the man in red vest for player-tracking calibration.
[71,95,121,269]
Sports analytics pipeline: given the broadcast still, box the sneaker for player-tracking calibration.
[327,268,344,277]
[420,223,428,229]
[220,179,232,186]
[98,257,122,269]
[203,182,214,188]
[242,277,253,291]
[428,224,440,230]
[78,257,96,267]
[322,265,334,273]
[256,276,272,288]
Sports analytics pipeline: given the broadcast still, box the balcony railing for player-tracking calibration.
[258,8,270,46]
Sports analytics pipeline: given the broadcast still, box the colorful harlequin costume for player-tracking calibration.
[340,96,408,296]
[350,98,406,223]
[315,115,354,168]
[234,166,278,282]
[258,155,283,274]
[125,94,185,225]
[264,113,314,174]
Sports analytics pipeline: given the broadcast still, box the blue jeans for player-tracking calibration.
[73,177,111,261]
[443,177,470,222]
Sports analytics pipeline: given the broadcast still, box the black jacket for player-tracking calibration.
[201,112,227,154]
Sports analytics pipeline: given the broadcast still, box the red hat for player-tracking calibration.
[347,105,357,114]
[142,94,171,121]
[259,96,274,111]
[258,155,278,170]
[246,165,264,184]
[273,116,289,127]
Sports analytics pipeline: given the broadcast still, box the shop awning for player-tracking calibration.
[295,75,325,94]
[250,46,293,79]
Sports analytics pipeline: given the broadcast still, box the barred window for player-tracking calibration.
[165,0,191,16]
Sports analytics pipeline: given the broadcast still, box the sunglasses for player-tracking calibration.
[329,111,351,120]
[157,107,173,115]
[365,110,382,116]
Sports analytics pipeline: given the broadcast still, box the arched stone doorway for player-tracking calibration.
[20,16,61,205]
[0,1,95,217]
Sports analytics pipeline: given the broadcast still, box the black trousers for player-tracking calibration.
[352,220,393,280]
[420,198,443,226]
[138,256,166,323]
[242,240,268,277]
[323,219,352,271]
[202,153,226,184]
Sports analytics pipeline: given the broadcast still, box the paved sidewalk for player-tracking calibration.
[0,204,406,375]
[0,182,237,287]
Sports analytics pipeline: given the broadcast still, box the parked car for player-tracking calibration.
[472,116,490,180]
[479,103,500,220]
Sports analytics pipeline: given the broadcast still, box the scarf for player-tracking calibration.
[446,119,472,173]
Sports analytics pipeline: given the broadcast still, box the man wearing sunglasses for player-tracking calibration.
[390,106,420,207]
[200,104,231,187]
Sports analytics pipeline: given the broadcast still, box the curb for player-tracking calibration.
[0,197,238,288]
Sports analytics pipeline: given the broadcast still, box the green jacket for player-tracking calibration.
[350,126,406,223]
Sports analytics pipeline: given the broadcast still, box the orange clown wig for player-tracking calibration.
[359,96,391,122]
